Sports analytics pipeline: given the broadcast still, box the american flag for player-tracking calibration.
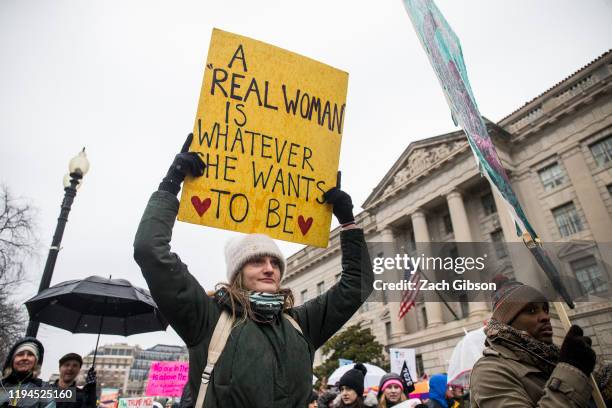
[398,262,421,320]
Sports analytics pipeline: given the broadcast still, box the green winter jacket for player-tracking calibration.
[133,191,373,408]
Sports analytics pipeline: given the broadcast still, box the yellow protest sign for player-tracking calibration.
[178,28,348,247]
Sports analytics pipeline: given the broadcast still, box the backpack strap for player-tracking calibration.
[195,310,233,408]
[194,310,302,408]
[283,313,303,335]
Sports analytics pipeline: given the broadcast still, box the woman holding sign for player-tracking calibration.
[133,134,373,408]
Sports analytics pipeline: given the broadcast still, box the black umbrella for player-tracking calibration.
[25,275,168,365]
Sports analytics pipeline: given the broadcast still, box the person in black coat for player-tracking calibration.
[0,337,54,408]
[50,353,96,408]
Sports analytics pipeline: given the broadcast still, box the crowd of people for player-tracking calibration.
[305,367,467,408]
[2,133,611,408]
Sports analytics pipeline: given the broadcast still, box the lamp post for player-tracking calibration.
[26,148,90,337]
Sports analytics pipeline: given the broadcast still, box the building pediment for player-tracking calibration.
[555,240,597,259]
[363,120,509,210]
[363,133,468,209]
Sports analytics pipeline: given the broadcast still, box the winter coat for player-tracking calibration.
[470,338,593,407]
[0,375,55,408]
[50,380,96,408]
[133,191,374,408]
[0,338,54,408]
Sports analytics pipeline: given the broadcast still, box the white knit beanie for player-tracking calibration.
[14,342,40,362]
[224,233,286,282]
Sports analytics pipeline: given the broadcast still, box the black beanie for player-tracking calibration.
[338,363,367,397]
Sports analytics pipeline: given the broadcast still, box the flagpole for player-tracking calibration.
[418,269,460,321]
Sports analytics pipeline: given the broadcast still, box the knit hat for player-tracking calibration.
[338,363,367,397]
[59,353,83,367]
[14,342,40,362]
[377,372,405,398]
[2,337,44,378]
[491,275,548,324]
[224,233,285,282]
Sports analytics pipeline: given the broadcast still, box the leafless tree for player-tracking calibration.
[0,185,38,363]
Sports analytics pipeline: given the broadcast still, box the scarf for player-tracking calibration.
[485,318,560,376]
[215,289,285,322]
[248,292,285,321]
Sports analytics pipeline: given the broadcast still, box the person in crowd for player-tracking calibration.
[317,390,337,408]
[336,364,367,408]
[446,385,467,408]
[307,390,318,408]
[0,338,55,408]
[133,134,374,408]
[50,353,96,408]
[470,277,597,407]
[424,374,449,408]
[377,373,408,407]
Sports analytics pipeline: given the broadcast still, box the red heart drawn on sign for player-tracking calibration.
[298,215,313,236]
[191,196,211,217]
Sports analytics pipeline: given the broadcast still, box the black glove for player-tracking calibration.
[559,325,596,376]
[86,366,97,385]
[323,186,354,226]
[159,133,206,195]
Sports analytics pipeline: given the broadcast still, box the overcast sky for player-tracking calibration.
[1,0,611,380]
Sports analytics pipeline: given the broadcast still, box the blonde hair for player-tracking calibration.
[214,270,294,324]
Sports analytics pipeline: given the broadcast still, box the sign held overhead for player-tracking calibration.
[178,28,349,247]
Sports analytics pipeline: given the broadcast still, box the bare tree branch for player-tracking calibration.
[0,184,39,363]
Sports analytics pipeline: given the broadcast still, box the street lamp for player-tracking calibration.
[26,148,90,337]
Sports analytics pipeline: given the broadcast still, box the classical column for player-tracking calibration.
[379,227,409,339]
[562,147,612,270]
[446,190,473,241]
[445,190,489,317]
[411,210,444,328]
[491,186,544,290]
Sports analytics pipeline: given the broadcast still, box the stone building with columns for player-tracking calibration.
[283,50,612,376]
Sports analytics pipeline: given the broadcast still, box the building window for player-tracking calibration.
[415,354,424,378]
[571,256,606,295]
[443,213,453,234]
[300,289,308,304]
[590,135,612,166]
[385,322,392,341]
[552,202,583,237]
[317,281,325,296]
[406,229,416,252]
[458,292,469,318]
[607,184,612,196]
[538,162,567,191]
[491,229,508,259]
[419,305,428,329]
[481,192,497,215]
